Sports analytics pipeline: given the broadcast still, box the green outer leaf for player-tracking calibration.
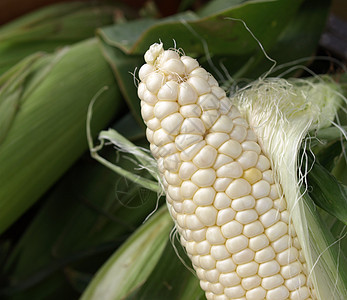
[302,192,347,299]
[99,0,302,57]
[81,206,173,300]
[3,146,160,299]
[127,239,204,300]
[0,38,122,234]
[307,155,347,225]
[0,53,44,144]
[0,2,122,74]
[98,37,144,125]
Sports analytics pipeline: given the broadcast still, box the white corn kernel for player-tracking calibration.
[246,286,266,300]
[198,93,220,110]
[260,209,281,228]
[196,240,211,255]
[276,247,299,266]
[232,248,255,264]
[249,234,269,251]
[201,109,221,128]
[255,246,276,264]
[180,104,201,117]
[213,192,232,209]
[213,154,234,169]
[243,221,264,237]
[180,117,205,134]
[214,177,233,192]
[224,285,245,298]
[181,181,198,198]
[258,260,280,277]
[188,76,211,95]
[180,140,206,162]
[181,55,199,73]
[236,262,259,277]
[231,195,256,211]
[175,133,203,151]
[206,226,226,244]
[179,162,198,180]
[216,258,236,273]
[266,285,289,300]
[256,155,271,171]
[235,209,258,225]
[219,140,242,158]
[226,235,249,253]
[154,101,179,120]
[220,272,241,287]
[251,180,271,199]
[211,115,234,133]
[237,151,259,169]
[221,220,243,238]
[216,208,236,226]
[178,81,198,105]
[280,262,302,279]
[157,81,179,101]
[193,187,216,205]
[265,221,288,242]
[230,125,248,142]
[193,145,218,168]
[226,179,252,199]
[161,112,183,135]
[191,168,216,187]
[146,72,164,93]
[255,197,273,215]
[243,168,262,184]
[200,255,216,270]
[196,205,218,226]
[211,244,230,260]
[138,63,156,81]
[290,286,310,300]
[261,274,284,290]
[217,162,243,178]
[285,274,306,291]
[241,275,261,290]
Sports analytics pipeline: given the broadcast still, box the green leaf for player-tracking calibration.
[301,191,347,299]
[98,38,144,125]
[3,147,160,299]
[0,53,44,144]
[127,239,204,300]
[0,2,125,75]
[0,38,122,234]
[81,206,173,300]
[306,154,347,225]
[100,0,302,57]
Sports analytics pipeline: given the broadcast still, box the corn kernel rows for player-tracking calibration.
[137,43,314,300]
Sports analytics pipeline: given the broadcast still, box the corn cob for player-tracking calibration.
[137,43,314,300]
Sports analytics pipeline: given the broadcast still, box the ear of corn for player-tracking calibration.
[0,38,122,234]
[0,2,123,75]
[136,43,345,300]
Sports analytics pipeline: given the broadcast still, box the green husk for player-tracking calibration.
[0,2,126,74]
[235,76,347,299]
[80,205,173,300]
[0,38,122,234]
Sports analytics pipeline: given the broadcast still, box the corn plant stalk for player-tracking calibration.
[0,38,121,234]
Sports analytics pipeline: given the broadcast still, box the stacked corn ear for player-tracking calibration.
[0,1,123,75]
[0,38,121,234]
[137,43,315,300]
